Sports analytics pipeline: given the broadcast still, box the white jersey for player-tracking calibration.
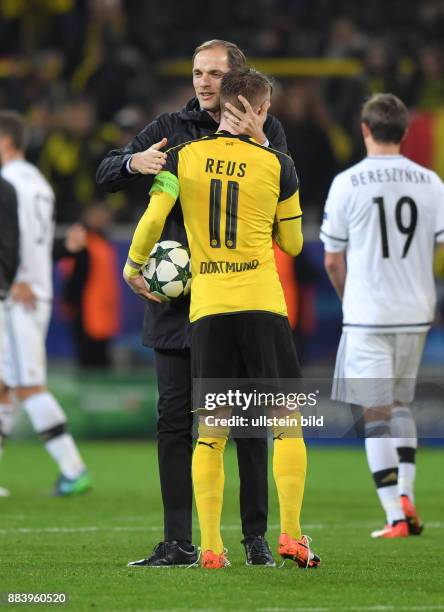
[320,155,444,333]
[1,159,55,301]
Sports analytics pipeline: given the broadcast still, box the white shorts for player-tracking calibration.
[2,300,51,388]
[332,332,426,407]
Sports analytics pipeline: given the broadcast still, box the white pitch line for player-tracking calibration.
[0,523,321,535]
[0,522,442,535]
[0,526,148,534]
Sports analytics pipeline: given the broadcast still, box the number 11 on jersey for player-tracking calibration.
[209,179,239,249]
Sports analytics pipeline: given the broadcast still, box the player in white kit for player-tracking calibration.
[0,175,19,496]
[0,111,91,496]
[320,94,444,538]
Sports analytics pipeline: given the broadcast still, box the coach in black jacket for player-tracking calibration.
[0,177,19,301]
[97,40,288,567]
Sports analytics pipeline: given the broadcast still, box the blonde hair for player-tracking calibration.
[220,68,272,111]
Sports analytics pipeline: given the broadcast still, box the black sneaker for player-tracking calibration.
[128,541,199,568]
[242,536,276,566]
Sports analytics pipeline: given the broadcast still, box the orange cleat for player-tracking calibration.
[278,533,321,568]
[371,520,409,539]
[401,495,424,536]
[201,549,231,569]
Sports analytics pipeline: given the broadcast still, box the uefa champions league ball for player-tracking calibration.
[142,241,191,302]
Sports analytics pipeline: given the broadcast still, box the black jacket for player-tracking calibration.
[97,97,288,349]
[0,177,19,300]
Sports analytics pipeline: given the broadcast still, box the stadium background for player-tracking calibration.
[2,2,444,609]
[1,0,443,439]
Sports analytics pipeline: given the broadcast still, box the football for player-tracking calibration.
[142,240,191,302]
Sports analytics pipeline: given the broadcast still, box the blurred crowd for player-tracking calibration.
[1,0,444,222]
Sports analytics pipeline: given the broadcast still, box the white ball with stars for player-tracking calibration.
[142,241,191,302]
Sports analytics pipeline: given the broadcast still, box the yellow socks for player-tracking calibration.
[192,421,306,550]
[272,425,307,540]
[192,430,228,554]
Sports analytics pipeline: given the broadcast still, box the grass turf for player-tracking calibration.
[0,441,442,611]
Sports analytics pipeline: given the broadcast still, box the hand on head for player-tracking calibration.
[222,88,270,145]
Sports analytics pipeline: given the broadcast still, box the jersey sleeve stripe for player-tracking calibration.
[277,196,298,205]
[126,257,142,270]
[279,214,302,221]
[320,229,348,242]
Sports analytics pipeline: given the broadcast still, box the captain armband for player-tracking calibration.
[149,171,180,200]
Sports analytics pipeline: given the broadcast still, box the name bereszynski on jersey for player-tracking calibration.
[349,166,432,188]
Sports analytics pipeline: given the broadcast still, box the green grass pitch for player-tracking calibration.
[0,441,442,611]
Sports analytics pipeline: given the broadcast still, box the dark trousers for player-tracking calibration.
[155,347,268,542]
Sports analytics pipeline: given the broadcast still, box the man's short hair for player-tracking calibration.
[193,39,246,71]
[361,93,409,144]
[220,68,272,112]
[0,111,27,150]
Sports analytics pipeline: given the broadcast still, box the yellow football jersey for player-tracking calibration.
[127,132,302,322]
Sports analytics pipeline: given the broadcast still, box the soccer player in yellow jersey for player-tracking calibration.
[124,68,321,570]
